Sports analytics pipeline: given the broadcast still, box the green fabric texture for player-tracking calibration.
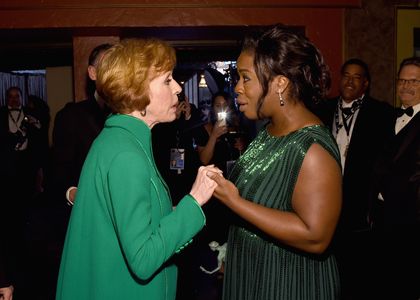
[56,114,205,300]
[223,125,341,300]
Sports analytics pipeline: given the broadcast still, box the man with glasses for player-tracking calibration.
[371,56,420,299]
[317,58,395,299]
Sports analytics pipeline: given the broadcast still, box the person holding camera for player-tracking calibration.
[152,92,206,300]
[183,91,249,300]
[152,93,203,205]
[195,91,247,175]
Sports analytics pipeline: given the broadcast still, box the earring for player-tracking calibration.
[140,109,147,117]
[279,92,285,106]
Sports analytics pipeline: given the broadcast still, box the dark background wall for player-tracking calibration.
[345,0,419,105]
[0,0,419,106]
[0,0,356,101]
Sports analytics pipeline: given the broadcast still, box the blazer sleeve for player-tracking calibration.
[50,104,79,199]
[107,151,205,281]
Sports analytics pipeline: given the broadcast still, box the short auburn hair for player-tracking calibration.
[96,38,176,114]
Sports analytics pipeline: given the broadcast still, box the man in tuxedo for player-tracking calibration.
[50,43,112,208]
[371,56,420,299]
[0,86,43,299]
[0,87,43,193]
[317,58,395,299]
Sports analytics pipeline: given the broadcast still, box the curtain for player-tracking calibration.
[0,71,47,106]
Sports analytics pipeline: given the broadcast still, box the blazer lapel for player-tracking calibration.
[346,98,372,153]
[394,112,420,162]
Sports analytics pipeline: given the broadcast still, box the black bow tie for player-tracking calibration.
[341,99,363,116]
[342,107,353,116]
[396,106,414,117]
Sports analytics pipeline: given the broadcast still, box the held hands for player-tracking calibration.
[206,171,240,207]
[190,165,223,206]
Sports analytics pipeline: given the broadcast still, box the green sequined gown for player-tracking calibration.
[223,125,341,300]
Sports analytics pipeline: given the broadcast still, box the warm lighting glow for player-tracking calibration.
[199,74,207,88]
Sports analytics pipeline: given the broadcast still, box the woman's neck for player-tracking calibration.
[267,102,320,137]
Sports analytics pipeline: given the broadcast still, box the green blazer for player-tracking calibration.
[56,114,206,300]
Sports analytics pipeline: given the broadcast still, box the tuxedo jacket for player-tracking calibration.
[50,96,108,202]
[373,112,420,230]
[0,106,41,153]
[371,110,420,299]
[0,106,43,198]
[317,96,395,232]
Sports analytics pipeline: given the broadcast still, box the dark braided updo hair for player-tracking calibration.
[241,24,331,118]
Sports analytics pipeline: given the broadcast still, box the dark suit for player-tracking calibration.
[47,96,108,248]
[317,96,395,299]
[319,96,395,231]
[0,106,43,298]
[50,96,108,204]
[371,110,420,299]
[0,105,43,221]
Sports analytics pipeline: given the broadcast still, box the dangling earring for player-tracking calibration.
[140,109,146,117]
[279,92,285,106]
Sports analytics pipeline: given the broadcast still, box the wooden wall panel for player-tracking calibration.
[73,36,119,101]
[0,0,358,101]
[345,0,398,106]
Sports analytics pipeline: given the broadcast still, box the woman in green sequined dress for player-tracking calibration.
[209,25,342,299]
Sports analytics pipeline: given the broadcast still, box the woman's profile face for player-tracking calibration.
[147,71,181,124]
[234,51,262,120]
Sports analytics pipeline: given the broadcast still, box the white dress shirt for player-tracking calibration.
[395,103,420,134]
[333,97,363,172]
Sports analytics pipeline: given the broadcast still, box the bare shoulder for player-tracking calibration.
[303,143,339,171]
[297,143,341,189]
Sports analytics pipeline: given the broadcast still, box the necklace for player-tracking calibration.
[8,109,23,128]
[334,98,363,158]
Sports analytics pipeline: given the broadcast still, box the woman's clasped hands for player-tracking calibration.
[189,165,223,206]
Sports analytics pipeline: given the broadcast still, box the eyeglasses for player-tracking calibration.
[396,78,420,86]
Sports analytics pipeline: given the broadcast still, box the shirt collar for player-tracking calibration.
[403,102,420,117]
[8,105,22,111]
[340,94,365,108]
[104,114,152,151]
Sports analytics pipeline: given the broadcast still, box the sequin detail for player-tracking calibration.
[223,125,341,300]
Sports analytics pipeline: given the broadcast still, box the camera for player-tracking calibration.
[20,116,30,131]
[217,111,228,126]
